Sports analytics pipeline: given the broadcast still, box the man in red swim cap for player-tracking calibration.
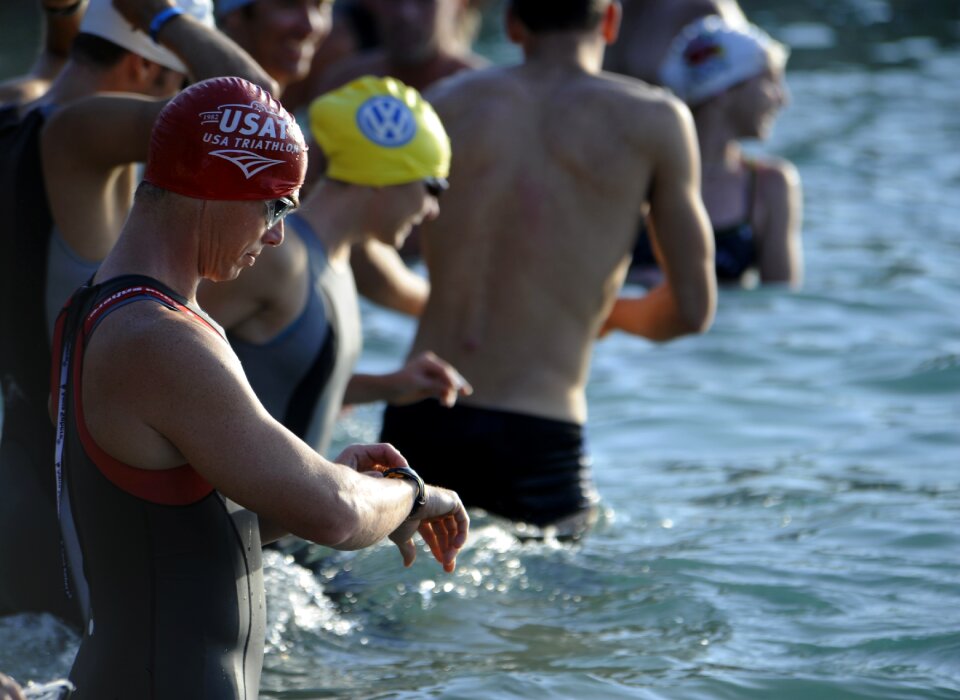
[51,76,469,699]
[143,75,307,207]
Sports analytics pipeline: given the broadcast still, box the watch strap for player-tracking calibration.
[382,466,426,517]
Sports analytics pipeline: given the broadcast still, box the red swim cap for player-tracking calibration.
[143,76,307,201]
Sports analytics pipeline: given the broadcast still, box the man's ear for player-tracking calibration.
[121,52,156,90]
[602,1,623,45]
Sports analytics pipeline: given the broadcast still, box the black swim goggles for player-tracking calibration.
[423,177,448,199]
[265,196,297,229]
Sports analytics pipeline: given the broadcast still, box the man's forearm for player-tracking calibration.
[155,14,277,93]
[607,283,712,341]
[112,0,277,93]
[351,240,428,317]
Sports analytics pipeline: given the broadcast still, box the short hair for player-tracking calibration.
[509,0,610,33]
[70,33,130,68]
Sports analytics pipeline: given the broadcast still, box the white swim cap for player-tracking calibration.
[80,0,215,74]
[659,16,789,106]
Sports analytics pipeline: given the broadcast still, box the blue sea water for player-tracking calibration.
[2,2,959,698]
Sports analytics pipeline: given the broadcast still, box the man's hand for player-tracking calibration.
[333,442,408,473]
[389,484,469,573]
[389,351,473,407]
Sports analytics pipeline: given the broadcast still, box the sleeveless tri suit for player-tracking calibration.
[52,275,264,699]
[231,214,362,454]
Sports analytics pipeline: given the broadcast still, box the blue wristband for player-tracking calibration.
[148,6,185,44]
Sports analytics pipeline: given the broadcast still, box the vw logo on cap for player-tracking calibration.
[356,96,417,148]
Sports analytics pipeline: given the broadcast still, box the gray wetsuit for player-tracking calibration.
[230,214,361,454]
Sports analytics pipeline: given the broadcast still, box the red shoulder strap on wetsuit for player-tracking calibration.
[68,285,219,506]
[82,283,222,340]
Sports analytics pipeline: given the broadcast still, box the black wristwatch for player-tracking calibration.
[382,466,426,518]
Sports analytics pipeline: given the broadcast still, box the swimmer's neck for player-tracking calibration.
[293,181,371,268]
[521,34,606,75]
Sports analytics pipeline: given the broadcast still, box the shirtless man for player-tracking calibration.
[380,0,717,539]
[0,0,271,626]
[52,76,467,698]
[215,0,333,106]
[603,0,747,84]
[306,0,487,95]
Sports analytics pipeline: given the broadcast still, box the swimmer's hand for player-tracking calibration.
[333,442,408,473]
[389,485,469,573]
[384,351,473,407]
[331,445,469,571]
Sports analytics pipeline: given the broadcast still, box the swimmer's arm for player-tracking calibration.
[114,311,466,565]
[43,94,161,171]
[111,0,277,94]
[350,240,429,317]
[756,161,804,287]
[609,99,716,340]
[344,351,472,407]
[41,94,164,260]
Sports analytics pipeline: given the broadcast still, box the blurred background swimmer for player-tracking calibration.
[629,16,803,288]
[603,0,747,85]
[215,0,333,106]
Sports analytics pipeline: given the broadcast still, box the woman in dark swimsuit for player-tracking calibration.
[630,16,803,288]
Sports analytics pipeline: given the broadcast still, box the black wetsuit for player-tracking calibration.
[381,400,598,529]
[52,276,264,699]
[0,103,82,626]
[632,165,759,283]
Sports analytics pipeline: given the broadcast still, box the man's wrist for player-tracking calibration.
[382,466,426,518]
[149,6,185,44]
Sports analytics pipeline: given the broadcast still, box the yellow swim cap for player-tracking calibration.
[309,76,451,190]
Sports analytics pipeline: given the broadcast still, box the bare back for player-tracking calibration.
[414,64,696,423]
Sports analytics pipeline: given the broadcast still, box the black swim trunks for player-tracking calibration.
[381,400,598,530]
